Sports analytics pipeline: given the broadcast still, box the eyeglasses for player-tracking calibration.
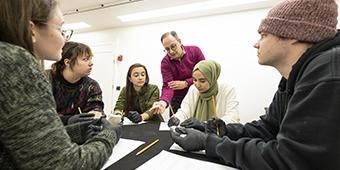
[62,29,74,41]
[39,22,74,41]
[163,43,178,53]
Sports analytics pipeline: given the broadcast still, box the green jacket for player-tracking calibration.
[0,41,117,169]
[114,84,160,121]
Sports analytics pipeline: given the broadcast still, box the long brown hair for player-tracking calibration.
[124,63,149,113]
[51,41,93,75]
[0,0,57,57]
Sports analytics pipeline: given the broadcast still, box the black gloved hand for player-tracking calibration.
[126,111,142,123]
[67,113,95,125]
[167,116,180,127]
[180,117,205,132]
[206,118,227,137]
[101,118,122,144]
[65,120,98,144]
[60,114,73,125]
[170,127,207,151]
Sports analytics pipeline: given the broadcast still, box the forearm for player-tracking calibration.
[219,101,240,124]
[114,87,126,114]
[141,112,150,121]
[0,49,115,169]
[88,110,103,118]
[82,90,104,114]
[83,100,104,113]
[174,86,195,123]
[83,82,104,113]
[206,135,283,169]
[2,88,113,169]
[185,78,193,86]
[206,81,340,169]
[3,109,115,169]
[160,86,173,104]
[224,120,275,141]
[218,85,240,123]
[113,96,124,115]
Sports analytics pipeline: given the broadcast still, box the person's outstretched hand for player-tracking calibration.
[206,118,227,137]
[150,101,167,114]
[170,127,207,151]
[168,80,188,90]
[101,118,122,144]
[180,117,205,132]
[108,113,123,125]
[167,116,180,127]
[65,119,100,144]
[126,111,142,123]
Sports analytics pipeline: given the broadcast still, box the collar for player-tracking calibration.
[55,70,84,88]
[285,31,340,94]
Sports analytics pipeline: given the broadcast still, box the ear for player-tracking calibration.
[29,21,37,43]
[177,38,182,44]
[290,39,299,45]
[64,59,70,66]
[128,77,132,82]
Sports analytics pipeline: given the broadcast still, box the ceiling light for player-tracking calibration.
[117,0,268,22]
[63,22,91,30]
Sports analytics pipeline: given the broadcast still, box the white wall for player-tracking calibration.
[70,7,340,123]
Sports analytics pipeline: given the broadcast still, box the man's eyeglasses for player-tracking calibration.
[163,43,178,53]
[39,22,74,41]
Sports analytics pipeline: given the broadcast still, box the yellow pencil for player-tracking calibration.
[136,139,159,156]
[212,96,220,136]
[78,107,82,114]
[157,114,165,122]
[169,104,175,116]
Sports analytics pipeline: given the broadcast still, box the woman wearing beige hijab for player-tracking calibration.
[168,60,240,127]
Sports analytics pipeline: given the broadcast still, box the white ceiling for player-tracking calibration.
[59,0,279,33]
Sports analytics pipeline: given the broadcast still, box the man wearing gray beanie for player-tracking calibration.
[170,0,340,169]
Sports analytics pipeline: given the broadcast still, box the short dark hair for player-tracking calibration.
[51,41,93,75]
[160,31,179,43]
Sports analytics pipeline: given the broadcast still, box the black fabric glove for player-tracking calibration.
[167,116,180,127]
[180,117,206,132]
[65,120,99,144]
[101,118,122,144]
[67,113,95,125]
[126,111,142,123]
[206,118,227,137]
[170,127,207,151]
[60,114,73,125]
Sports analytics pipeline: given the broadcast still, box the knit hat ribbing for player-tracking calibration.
[258,0,338,43]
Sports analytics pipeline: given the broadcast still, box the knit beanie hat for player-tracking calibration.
[258,0,338,43]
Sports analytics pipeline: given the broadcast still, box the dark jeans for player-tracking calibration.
[169,97,183,116]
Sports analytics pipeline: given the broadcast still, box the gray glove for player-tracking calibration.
[170,127,207,151]
[167,116,180,127]
[101,118,122,144]
[67,113,95,125]
[126,111,142,123]
[180,117,205,132]
[206,118,227,137]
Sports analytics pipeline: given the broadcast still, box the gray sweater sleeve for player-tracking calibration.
[0,42,116,169]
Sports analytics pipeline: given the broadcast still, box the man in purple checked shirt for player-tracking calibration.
[152,31,205,116]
